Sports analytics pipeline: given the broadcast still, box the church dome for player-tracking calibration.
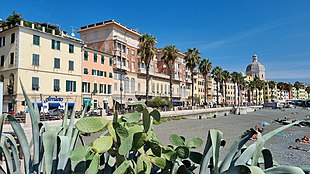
[246,54,266,80]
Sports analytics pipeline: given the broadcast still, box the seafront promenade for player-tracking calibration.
[154,108,310,166]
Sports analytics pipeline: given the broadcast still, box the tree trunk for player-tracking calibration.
[256,89,258,105]
[234,84,237,106]
[146,65,149,105]
[216,82,219,105]
[204,75,207,105]
[237,84,240,106]
[191,72,194,106]
[170,65,174,110]
[224,82,227,104]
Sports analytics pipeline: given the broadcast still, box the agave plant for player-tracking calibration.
[0,80,86,173]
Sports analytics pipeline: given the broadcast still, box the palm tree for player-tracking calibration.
[212,66,223,105]
[255,79,264,105]
[285,83,293,99]
[294,81,302,99]
[162,45,179,107]
[138,34,157,104]
[277,82,284,100]
[199,59,212,106]
[230,71,240,105]
[184,48,201,106]
[239,76,247,106]
[249,80,256,104]
[268,81,276,101]
[222,70,230,104]
[306,86,310,99]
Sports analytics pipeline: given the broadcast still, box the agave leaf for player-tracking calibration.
[92,136,113,154]
[187,137,203,148]
[61,100,69,136]
[262,149,273,169]
[235,121,300,166]
[219,129,256,173]
[222,165,265,174]
[112,160,131,174]
[42,131,57,174]
[71,146,91,161]
[121,112,141,123]
[76,117,109,133]
[252,132,264,166]
[210,129,223,174]
[1,136,14,173]
[66,105,76,139]
[0,114,8,141]
[298,166,310,173]
[3,133,20,172]
[199,130,213,174]
[264,165,305,174]
[150,109,160,122]
[7,115,31,174]
[171,159,182,174]
[57,136,70,170]
[20,79,40,167]
[169,134,185,146]
[86,153,100,174]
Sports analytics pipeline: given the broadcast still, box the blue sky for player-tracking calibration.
[1,0,310,83]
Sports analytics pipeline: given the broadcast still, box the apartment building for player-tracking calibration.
[0,20,82,112]
[81,47,114,113]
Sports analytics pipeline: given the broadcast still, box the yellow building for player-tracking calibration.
[0,20,82,112]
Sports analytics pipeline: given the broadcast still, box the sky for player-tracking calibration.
[1,0,310,83]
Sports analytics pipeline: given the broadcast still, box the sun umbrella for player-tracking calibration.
[259,121,271,126]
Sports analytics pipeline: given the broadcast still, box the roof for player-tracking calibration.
[246,54,265,73]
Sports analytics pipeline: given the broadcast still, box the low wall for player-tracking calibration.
[160,107,233,119]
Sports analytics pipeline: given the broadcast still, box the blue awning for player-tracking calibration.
[49,103,60,107]
[32,103,43,107]
[67,103,75,107]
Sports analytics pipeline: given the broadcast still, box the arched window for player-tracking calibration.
[0,75,4,82]
[131,78,135,94]
[124,77,129,93]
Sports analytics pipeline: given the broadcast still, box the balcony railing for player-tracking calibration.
[138,68,154,75]
[115,63,130,71]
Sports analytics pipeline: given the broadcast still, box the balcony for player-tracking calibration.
[114,50,128,59]
[114,62,130,71]
[174,76,182,82]
[154,73,169,79]
[186,78,192,83]
[138,67,154,75]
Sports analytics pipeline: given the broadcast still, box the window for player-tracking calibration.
[0,55,4,67]
[32,54,40,66]
[108,85,112,94]
[101,55,105,64]
[33,35,40,45]
[94,53,97,63]
[93,83,98,93]
[124,78,129,93]
[0,36,5,47]
[92,69,96,75]
[114,83,117,91]
[131,50,135,56]
[131,78,135,93]
[109,57,112,66]
[99,84,104,93]
[52,40,60,50]
[10,33,15,44]
[54,58,60,69]
[66,80,76,92]
[132,62,135,70]
[99,71,103,76]
[109,72,113,78]
[10,53,14,65]
[69,60,74,71]
[82,82,90,93]
[84,51,88,60]
[32,77,39,91]
[69,44,74,53]
[84,68,88,74]
[96,70,100,76]
[104,84,107,94]
[104,71,107,77]
[54,79,60,91]
[138,83,141,92]
[0,37,3,47]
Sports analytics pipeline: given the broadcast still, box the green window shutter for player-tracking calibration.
[109,57,112,66]
[87,83,90,93]
[101,55,105,64]
[108,85,112,94]
[84,51,88,60]
[94,53,97,63]
[66,80,69,92]
[104,84,107,94]
[52,40,55,49]
[82,82,85,92]
[73,81,76,92]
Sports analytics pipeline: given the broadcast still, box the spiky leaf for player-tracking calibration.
[76,117,109,133]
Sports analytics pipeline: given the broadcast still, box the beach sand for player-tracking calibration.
[154,108,310,166]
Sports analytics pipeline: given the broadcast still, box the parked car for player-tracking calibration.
[48,109,64,116]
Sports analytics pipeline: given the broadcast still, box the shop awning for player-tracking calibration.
[32,103,43,107]
[83,98,92,106]
[67,103,75,107]
[49,103,60,107]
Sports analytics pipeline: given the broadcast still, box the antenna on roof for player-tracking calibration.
[70,26,77,37]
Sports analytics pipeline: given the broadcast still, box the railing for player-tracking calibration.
[115,63,130,71]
